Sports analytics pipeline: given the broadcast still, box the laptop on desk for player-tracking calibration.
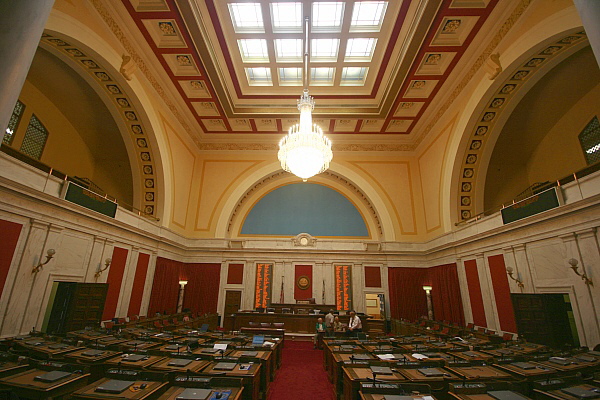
[252,335,265,346]
[34,371,71,383]
[122,354,146,362]
[560,387,600,399]
[168,358,193,367]
[352,354,371,360]
[241,351,258,357]
[511,362,536,370]
[95,379,135,394]
[548,357,571,366]
[82,349,105,357]
[417,368,444,377]
[202,348,219,354]
[199,324,209,333]
[176,388,213,400]
[370,366,394,375]
[488,391,530,400]
[213,362,237,371]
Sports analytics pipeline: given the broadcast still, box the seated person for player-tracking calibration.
[333,316,344,332]
[346,310,362,336]
[314,317,326,349]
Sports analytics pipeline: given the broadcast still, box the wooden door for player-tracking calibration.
[64,283,109,332]
[511,293,575,348]
[223,290,242,331]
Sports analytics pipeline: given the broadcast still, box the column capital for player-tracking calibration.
[576,228,597,239]
[559,233,577,243]
[30,219,50,230]
[512,244,527,252]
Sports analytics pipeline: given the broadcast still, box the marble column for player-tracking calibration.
[476,253,500,331]
[575,229,600,337]
[513,244,535,293]
[573,0,600,66]
[0,0,55,140]
[455,257,473,323]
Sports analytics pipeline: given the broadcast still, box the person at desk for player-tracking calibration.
[314,317,326,349]
[333,316,344,333]
[325,310,335,335]
[346,310,362,336]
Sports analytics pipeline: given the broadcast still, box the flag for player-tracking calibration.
[279,275,284,303]
[322,279,325,304]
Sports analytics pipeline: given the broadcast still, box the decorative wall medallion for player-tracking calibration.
[463,168,474,178]
[466,154,477,164]
[470,140,482,150]
[482,112,496,122]
[145,192,154,201]
[461,196,471,206]
[292,233,316,247]
[512,70,529,80]
[141,152,151,161]
[117,98,130,107]
[500,84,516,94]
[490,98,504,108]
[66,48,85,57]
[106,85,122,94]
[462,182,472,192]
[137,138,147,147]
[296,275,311,290]
[81,60,99,69]
[525,58,544,67]
[145,179,154,188]
[475,126,488,136]
[131,125,143,134]
[143,165,153,174]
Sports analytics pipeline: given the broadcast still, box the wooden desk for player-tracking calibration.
[450,392,530,400]
[203,362,261,400]
[20,342,84,359]
[148,357,209,373]
[494,363,557,379]
[343,366,407,400]
[399,367,460,392]
[0,368,90,399]
[159,386,244,400]
[105,355,166,370]
[121,340,162,352]
[445,366,513,380]
[453,351,495,363]
[0,361,29,378]
[361,394,436,400]
[69,330,111,341]
[71,378,168,399]
[332,354,376,394]
[533,384,600,400]
[64,348,122,364]
[537,357,600,372]
[230,349,274,382]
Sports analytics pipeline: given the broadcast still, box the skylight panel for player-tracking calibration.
[312,2,344,33]
[340,67,368,85]
[344,38,377,61]
[310,67,335,86]
[238,39,269,62]
[350,1,387,32]
[311,38,340,62]
[246,67,272,86]
[279,68,303,85]
[275,39,303,62]
[271,2,303,33]
[228,3,265,33]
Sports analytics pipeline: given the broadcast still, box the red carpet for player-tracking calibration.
[267,340,336,400]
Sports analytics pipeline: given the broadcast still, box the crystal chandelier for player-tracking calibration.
[278,18,332,182]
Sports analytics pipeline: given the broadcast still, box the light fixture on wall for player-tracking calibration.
[177,280,188,313]
[95,258,112,278]
[278,17,332,182]
[567,258,593,286]
[422,285,433,320]
[505,266,524,289]
[32,248,56,273]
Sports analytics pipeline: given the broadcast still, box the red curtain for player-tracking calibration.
[429,263,465,325]
[488,255,517,332]
[127,253,150,316]
[464,259,487,327]
[183,263,221,315]
[364,266,382,288]
[147,257,183,315]
[388,267,428,321]
[0,219,22,299]
[102,247,129,320]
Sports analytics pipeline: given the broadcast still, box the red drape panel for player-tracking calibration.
[227,263,244,284]
[429,263,465,325]
[0,220,22,299]
[464,259,487,327]
[488,254,517,332]
[388,267,428,321]
[183,263,221,315]
[147,257,183,315]
[102,247,128,320]
[127,253,150,317]
[294,264,313,300]
[364,266,382,288]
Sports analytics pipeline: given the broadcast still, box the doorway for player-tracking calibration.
[365,293,382,319]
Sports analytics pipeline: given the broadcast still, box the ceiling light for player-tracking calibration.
[278,17,333,181]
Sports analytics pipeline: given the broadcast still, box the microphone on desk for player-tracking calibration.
[350,355,355,364]
[371,371,378,388]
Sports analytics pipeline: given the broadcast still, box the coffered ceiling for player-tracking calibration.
[122,0,498,139]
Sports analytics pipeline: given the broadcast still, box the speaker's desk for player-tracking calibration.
[0,368,90,399]
[71,377,168,399]
[227,312,371,333]
[203,362,261,400]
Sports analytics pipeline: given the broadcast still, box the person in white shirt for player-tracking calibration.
[325,310,335,335]
[347,310,362,336]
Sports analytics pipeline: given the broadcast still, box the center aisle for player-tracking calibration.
[267,340,336,400]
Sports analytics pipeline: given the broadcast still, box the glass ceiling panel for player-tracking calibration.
[311,67,335,85]
[340,66,368,85]
[311,38,340,61]
[312,2,344,33]
[271,2,303,33]
[279,67,303,85]
[345,38,377,61]
[228,3,265,33]
[238,39,269,62]
[275,39,303,62]
[350,1,387,32]
[246,67,272,85]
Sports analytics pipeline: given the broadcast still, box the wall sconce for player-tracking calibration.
[422,285,432,294]
[94,258,112,278]
[568,258,593,286]
[179,280,188,287]
[505,266,524,289]
[32,249,56,273]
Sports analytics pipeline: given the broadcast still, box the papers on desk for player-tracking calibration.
[263,341,275,347]
[377,354,396,360]
[213,343,228,351]
[412,353,429,360]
